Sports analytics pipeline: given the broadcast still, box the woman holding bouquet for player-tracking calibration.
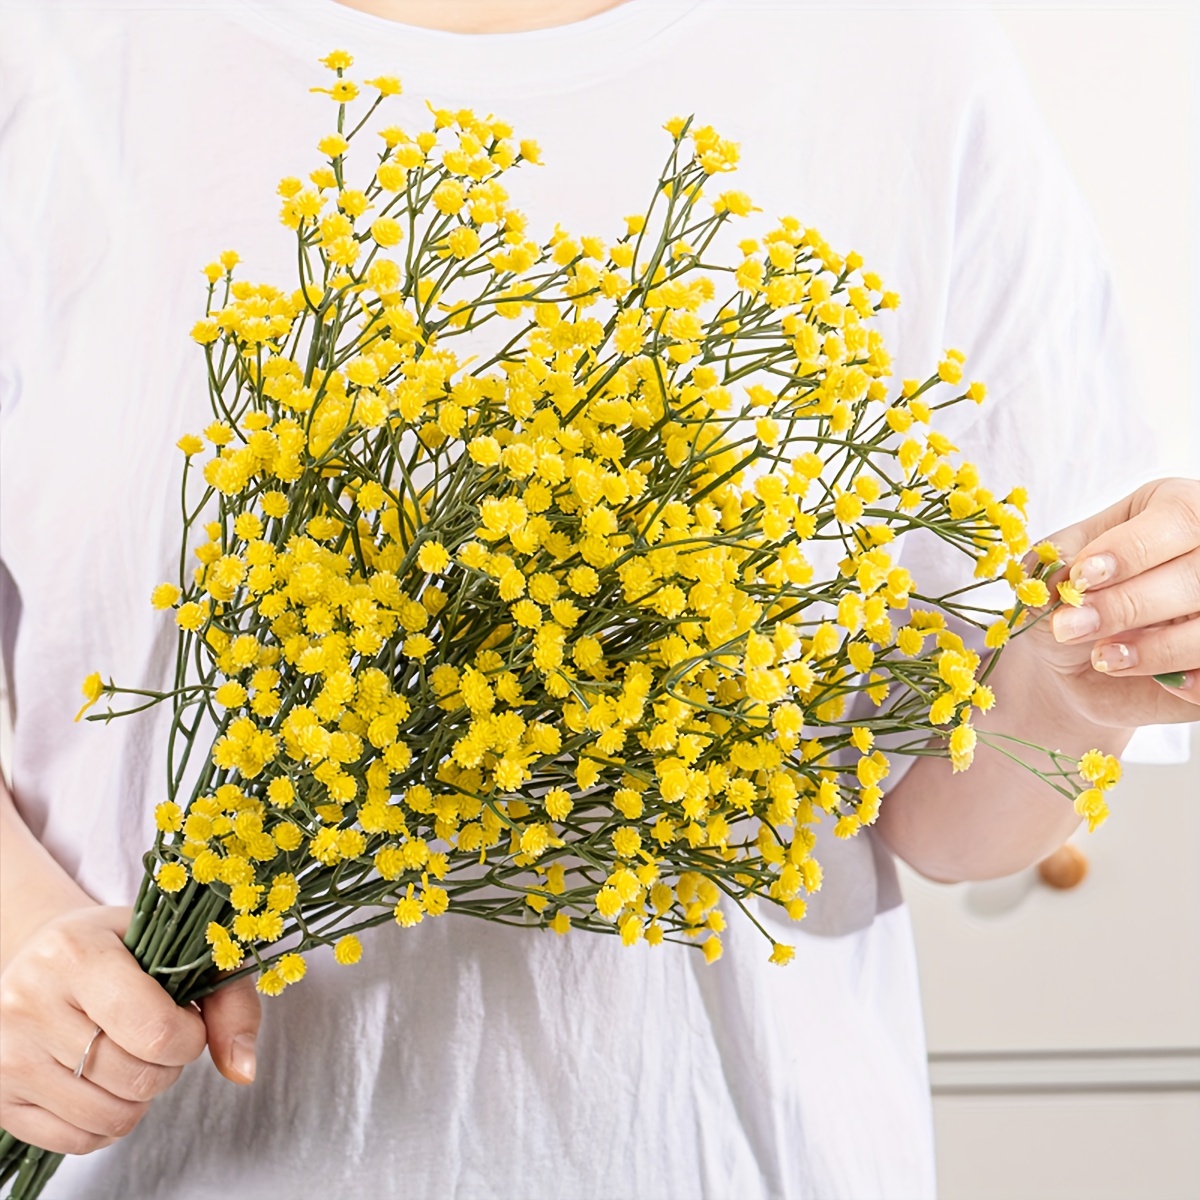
[0,1,1196,1197]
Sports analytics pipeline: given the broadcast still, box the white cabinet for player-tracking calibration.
[903,727,1200,1198]
[931,1092,1200,1200]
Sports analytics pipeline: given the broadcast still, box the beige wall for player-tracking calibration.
[995,5,1198,478]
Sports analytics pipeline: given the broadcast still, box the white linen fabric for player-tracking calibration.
[0,2,1171,1197]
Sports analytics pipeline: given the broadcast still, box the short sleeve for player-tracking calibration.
[918,29,1157,592]
[860,25,1186,774]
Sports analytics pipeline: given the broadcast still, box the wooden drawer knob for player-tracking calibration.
[1037,842,1089,889]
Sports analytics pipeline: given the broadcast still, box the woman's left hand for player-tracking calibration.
[1016,477,1200,730]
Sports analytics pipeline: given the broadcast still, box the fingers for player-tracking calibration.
[1066,478,1200,590]
[15,1059,149,1144]
[40,1008,184,1103]
[1052,548,1200,646]
[199,974,262,1085]
[1155,672,1198,701]
[1091,615,1200,706]
[0,1101,116,1157]
[1,1002,153,1153]
[0,903,206,1157]
[57,910,208,1068]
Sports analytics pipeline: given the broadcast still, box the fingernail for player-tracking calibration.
[1154,671,1190,690]
[1053,604,1100,642]
[231,1033,257,1083]
[1070,554,1116,588]
[1093,642,1136,673]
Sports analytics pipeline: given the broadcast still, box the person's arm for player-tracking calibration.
[0,773,260,1155]
[877,477,1199,883]
[875,640,1133,882]
[0,778,95,972]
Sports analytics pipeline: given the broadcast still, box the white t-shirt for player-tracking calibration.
[0,3,1165,1197]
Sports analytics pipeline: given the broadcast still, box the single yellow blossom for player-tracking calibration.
[151,583,181,610]
[318,133,350,159]
[1057,579,1088,607]
[74,672,104,722]
[334,935,363,964]
[155,862,188,893]
[365,75,402,96]
[1015,578,1050,608]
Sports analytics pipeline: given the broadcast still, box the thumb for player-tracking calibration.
[199,974,262,1085]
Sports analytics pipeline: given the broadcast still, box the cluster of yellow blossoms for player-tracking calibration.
[88,53,1116,1000]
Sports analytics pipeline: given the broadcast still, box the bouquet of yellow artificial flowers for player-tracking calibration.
[0,50,1121,1198]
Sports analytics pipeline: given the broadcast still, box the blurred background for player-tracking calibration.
[913,11,1199,1198]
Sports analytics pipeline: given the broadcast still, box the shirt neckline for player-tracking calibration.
[240,0,708,98]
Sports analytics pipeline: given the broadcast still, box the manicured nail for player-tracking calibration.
[1154,671,1190,690]
[1070,554,1116,588]
[1053,604,1100,642]
[231,1032,257,1082]
[1093,642,1135,673]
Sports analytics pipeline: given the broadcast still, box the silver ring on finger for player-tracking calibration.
[73,1023,103,1079]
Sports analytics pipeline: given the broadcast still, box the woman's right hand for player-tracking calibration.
[0,904,209,1155]
[0,776,263,1156]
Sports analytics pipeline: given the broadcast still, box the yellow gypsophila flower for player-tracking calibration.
[67,56,1128,1078]
[334,934,363,964]
[74,672,104,722]
[1056,579,1088,607]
